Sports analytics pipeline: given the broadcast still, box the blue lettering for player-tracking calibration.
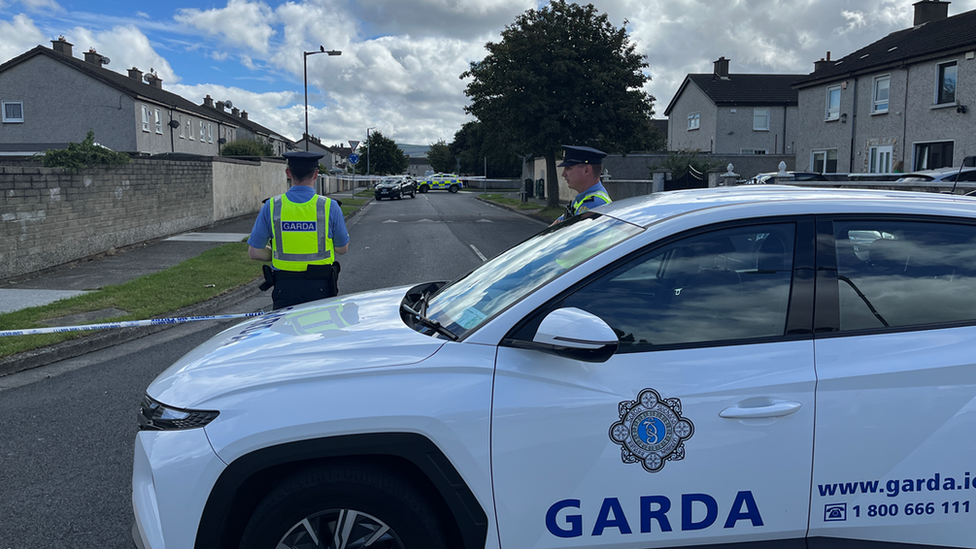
[681,494,717,531]
[546,499,582,538]
[640,495,672,532]
[592,498,631,536]
[723,491,764,528]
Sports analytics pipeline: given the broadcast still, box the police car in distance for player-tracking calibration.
[374,175,416,200]
[133,186,976,549]
[419,172,463,193]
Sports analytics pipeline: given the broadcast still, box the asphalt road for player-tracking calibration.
[0,191,546,549]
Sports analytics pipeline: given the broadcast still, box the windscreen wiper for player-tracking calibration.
[400,302,459,341]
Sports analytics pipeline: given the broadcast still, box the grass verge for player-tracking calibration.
[0,242,259,358]
[479,194,563,223]
[340,197,368,217]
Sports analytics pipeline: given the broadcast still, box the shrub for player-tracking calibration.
[220,138,274,156]
[41,130,130,172]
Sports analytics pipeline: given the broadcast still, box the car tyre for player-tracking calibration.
[449,184,459,193]
[420,185,429,193]
[239,464,450,549]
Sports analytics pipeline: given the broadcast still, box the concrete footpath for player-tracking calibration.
[0,186,369,377]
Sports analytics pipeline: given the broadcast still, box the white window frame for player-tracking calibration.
[141,106,151,132]
[178,115,184,138]
[154,108,163,134]
[208,123,213,143]
[869,145,893,173]
[740,148,768,155]
[936,60,957,105]
[753,108,770,131]
[872,75,890,114]
[200,120,206,141]
[825,85,841,121]
[812,149,838,174]
[187,118,194,141]
[2,100,24,123]
[687,112,700,130]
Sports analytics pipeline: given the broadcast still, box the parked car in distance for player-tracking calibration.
[374,176,416,200]
[741,172,828,185]
[895,166,976,183]
[420,173,463,193]
[133,185,976,549]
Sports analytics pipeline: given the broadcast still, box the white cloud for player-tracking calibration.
[19,0,62,12]
[175,0,276,54]
[0,14,45,63]
[68,25,179,84]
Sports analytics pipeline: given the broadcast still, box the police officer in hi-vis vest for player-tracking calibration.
[551,145,613,226]
[248,151,350,310]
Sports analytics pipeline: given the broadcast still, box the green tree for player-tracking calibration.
[355,131,408,175]
[462,0,655,206]
[449,121,522,178]
[41,130,130,172]
[652,149,719,179]
[426,140,455,173]
[220,137,274,156]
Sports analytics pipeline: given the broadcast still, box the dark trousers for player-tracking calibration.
[270,264,340,310]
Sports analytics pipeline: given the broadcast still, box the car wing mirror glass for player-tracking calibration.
[518,307,618,363]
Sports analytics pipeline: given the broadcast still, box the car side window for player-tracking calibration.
[559,223,796,349]
[833,220,976,331]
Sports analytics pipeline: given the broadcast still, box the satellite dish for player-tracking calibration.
[143,74,153,83]
[100,56,111,65]
[224,100,233,109]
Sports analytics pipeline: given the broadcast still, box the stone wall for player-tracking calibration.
[0,156,285,280]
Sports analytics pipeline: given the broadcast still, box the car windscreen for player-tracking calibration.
[425,214,644,338]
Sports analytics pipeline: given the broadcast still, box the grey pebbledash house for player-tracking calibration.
[792,0,975,174]
[664,57,805,156]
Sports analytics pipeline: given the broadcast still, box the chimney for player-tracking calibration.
[83,48,106,66]
[215,101,224,111]
[51,36,73,56]
[144,71,163,89]
[127,67,143,81]
[913,0,950,25]
[232,107,240,117]
[203,95,214,108]
[814,51,833,72]
[713,56,730,79]
[241,110,248,120]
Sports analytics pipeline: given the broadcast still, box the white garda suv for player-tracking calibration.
[133,186,976,549]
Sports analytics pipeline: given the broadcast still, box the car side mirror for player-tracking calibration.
[526,307,619,362]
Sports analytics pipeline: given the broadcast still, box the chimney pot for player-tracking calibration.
[913,0,950,26]
[51,36,73,56]
[83,48,104,65]
[127,67,143,80]
[203,95,214,108]
[241,110,248,120]
[232,107,240,116]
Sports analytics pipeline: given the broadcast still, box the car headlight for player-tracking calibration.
[137,395,219,431]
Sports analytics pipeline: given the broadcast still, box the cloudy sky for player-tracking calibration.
[3,0,975,149]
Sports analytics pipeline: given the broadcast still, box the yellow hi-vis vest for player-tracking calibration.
[571,191,612,215]
[270,194,335,272]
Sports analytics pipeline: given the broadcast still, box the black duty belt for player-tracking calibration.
[260,263,340,291]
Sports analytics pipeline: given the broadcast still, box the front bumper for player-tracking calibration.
[132,428,226,549]
[375,189,400,199]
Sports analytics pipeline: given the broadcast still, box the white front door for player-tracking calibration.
[492,220,817,548]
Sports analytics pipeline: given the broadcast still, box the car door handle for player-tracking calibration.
[719,400,802,419]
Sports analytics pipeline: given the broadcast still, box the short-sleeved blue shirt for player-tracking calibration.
[555,182,612,223]
[247,186,350,265]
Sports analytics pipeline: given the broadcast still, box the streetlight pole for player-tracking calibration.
[367,127,375,179]
[303,46,341,151]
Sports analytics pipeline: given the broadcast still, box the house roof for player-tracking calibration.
[793,8,976,88]
[0,45,234,125]
[664,74,803,115]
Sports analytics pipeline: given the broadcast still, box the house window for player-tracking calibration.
[869,145,893,173]
[1,100,24,123]
[687,112,700,130]
[914,141,953,170]
[812,149,838,173]
[200,120,206,141]
[179,115,184,138]
[208,123,213,143]
[187,119,194,140]
[826,85,841,120]
[740,149,768,155]
[937,61,956,104]
[142,106,150,132]
[753,108,769,130]
[154,109,162,134]
[872,76,889,113]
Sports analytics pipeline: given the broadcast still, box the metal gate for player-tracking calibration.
[665,166,707,191]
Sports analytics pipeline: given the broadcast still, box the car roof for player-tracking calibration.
[599,185,976,229]
[898,166,976,180]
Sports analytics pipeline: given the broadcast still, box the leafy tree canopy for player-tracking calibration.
[462,0,655,205]
[220,137,274,156]
[355,131,408,175]
[426,140,455,173]
[41,130,130,172]
[651,149,719,179]
[447,121,521,178]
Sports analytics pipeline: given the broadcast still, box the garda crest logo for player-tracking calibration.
[609,388,694,473]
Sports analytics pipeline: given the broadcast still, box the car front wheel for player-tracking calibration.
[239,464,450,549]
[419,185,429,193]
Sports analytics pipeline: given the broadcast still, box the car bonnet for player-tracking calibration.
[146,286,447,408]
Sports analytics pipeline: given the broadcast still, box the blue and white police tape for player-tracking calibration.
[0,312,266,338]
